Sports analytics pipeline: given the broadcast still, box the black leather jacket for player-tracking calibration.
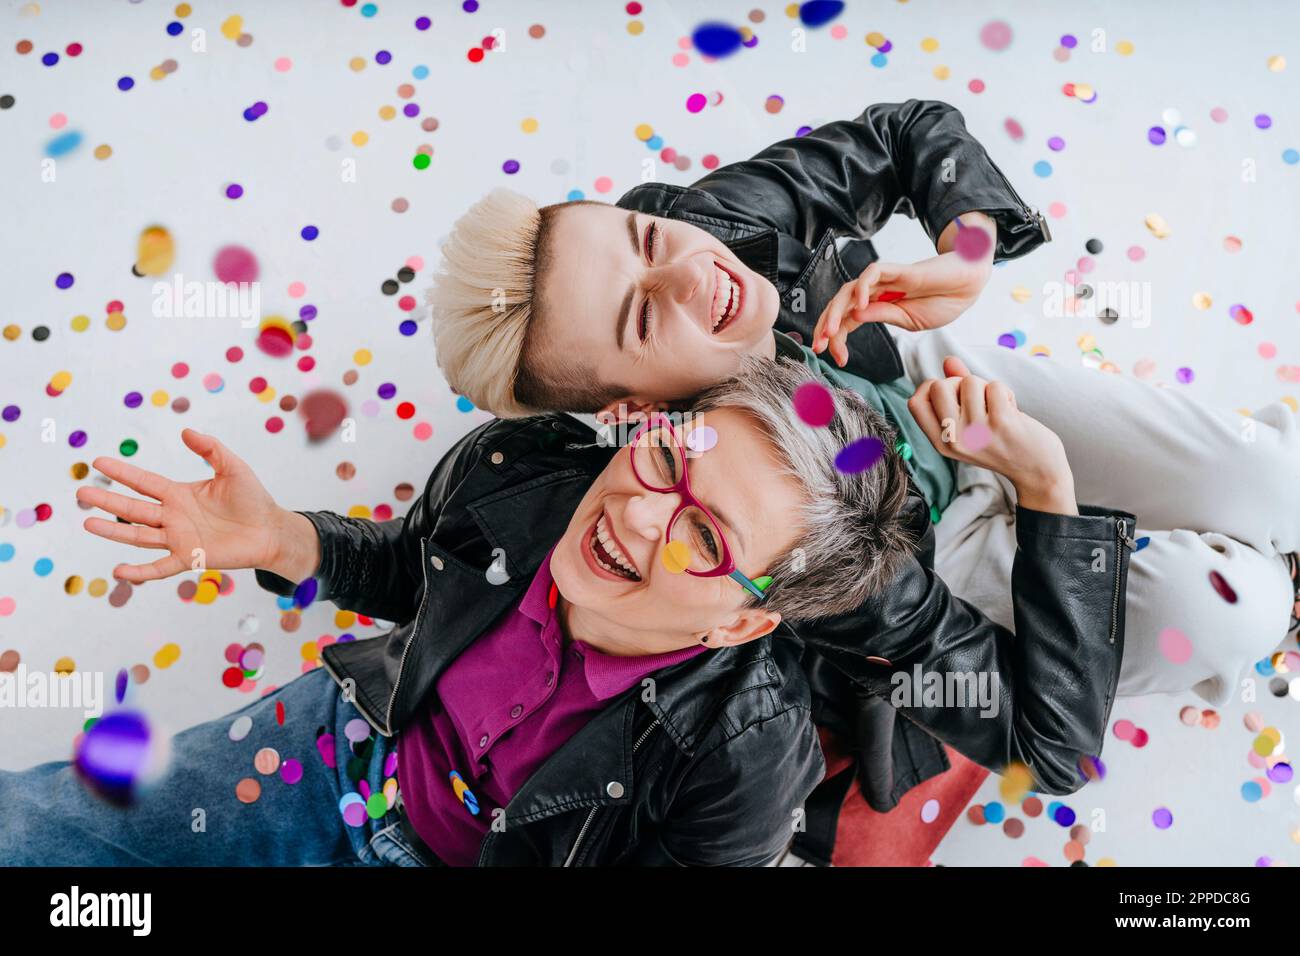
[257,100,1135,865]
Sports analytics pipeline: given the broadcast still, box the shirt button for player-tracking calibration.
[430,555,444,571]
[490,451,504,465]
[510,704,523,719]
[478,734,489,748]
[606,781,625,799]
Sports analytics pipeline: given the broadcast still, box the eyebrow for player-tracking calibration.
[615,213,641,350]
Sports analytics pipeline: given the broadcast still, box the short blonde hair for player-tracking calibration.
[428,189,624,417]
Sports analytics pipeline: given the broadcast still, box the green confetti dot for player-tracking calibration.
[895,440,913,461]
[412,154,431,170]
[120,438,139,457]
[929,504,942,524]
[365,792,389,819]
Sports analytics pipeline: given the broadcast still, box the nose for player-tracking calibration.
[622,492,675,544]
[654,255,707,307]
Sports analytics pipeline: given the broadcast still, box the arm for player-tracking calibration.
[253,422,494,622]
[804,502,1134,795]
[688,99,1048,261]
[624,709,824,866]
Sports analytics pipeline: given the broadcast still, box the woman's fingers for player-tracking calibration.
[986,381,1018,424]
[926,377,963,445]
[958,374,990,422]
[941,355,972,378]
[907,380,944,450]
[112,554,187,584]
[182,428,244,476]
[83,516,168,549]
[91,456,169,501]
[75,486,164,526]
[813,282,856,352]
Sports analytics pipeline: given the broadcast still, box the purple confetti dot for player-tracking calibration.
[1255,114,1272,130]
[403,103,420,117]
[115,668,129,704]
[877,40,893,54]
[415,16,431,30]
[1061,34,1077,49]
[69,430,87,448]
[502,159,520,174]
[1175,367,1194,384]
[1152,807,1174,829]
[299,304,317,321]
[1268,762,1293,783]
[834,436,885,474]
[55,272,74,289]
[1148,126,1167,145]
[377,383,397,400]
[1047,136,1065,151]
[376,50,392,65]
[796,126,813,137]
[226,183,244,200]
[124,391,143,408]
[463,0,479,11]
[1,405,19,423]
[997,333,1018,349]
[281,759,304,785]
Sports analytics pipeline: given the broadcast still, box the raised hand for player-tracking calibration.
[76,428,306,584]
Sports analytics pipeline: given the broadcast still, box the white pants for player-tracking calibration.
[891,327,1298,706]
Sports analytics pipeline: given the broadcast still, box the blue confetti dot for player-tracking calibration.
[275,595,295,611]
[42,52,59,67]
[1033,160,1053,178]
[1241,781,1263,802]
[0,543,14,562]
[46,131,83,157]
[799,0,845,28]
[413,65,429,80]
[1053,804,1077,827]
[301,225,319,241]
[117,76,135,91]
[456,396,475,413]
[692,23,744,59]
[983,801,1005,824]
[646,135,663,150]
[1284,149,1299,165]
[870,52,888,68]
[361,3,378,17]
[166,21,183,36]
[399,319,418,336]
[34,557,54,577]
[566,189,585,201]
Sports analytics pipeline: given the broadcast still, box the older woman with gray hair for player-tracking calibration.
[14,355,1134,866]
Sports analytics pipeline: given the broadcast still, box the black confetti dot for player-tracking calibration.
[1076,284,1093,300]
[32,325,50,341]
[0,94,14,109]
[397,266,415,283]
[381,279,399,295]
[1085,238,1103,254]
[1099,308,1119,324]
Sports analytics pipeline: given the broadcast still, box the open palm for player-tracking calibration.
[77,429,284,584]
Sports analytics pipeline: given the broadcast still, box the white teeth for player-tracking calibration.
[712,270,738,332]
[595,513,637,576]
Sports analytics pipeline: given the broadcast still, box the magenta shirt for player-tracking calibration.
[396,550,708,866]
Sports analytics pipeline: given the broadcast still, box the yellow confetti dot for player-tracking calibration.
[1029,344,1051,357]
[0,434,6,450]
[865,31,886,47]
[999,762,1033,802]
[257,387,277,404]
[335,610,357,629]
[301,642,321,662]
[200,570,222,585]
[1267,54,1286,72]
[1282,396,1298,413]
[347,504,373,519]
[920,37,939,53]
[1115,40,1134,56]
[1096,857,1116,867]
[378,104,396,120]
[71,462,88,479]
[153,643,182,668]
[635,123,654,141]
[351,130,369,147]
[93,144,112,160]
[1010,285,1032,303]
[51,371,72,391]
[175,3,192,17]
[220,15,243,41]
[87,578,108,597]
[1076,333,1097,352]
[70,314,89,332]
[150,65,166,81]
[1074,82,1094,100]
[521,117,539,133]
[661,540,691,574]
[932,65,950,81]
[194,579,220,604]
[785,3,800,17]
[3,325,20,340]
[65,575,83,595]
[1192,292,1212,310]
[353,348,372,366]
[1144,213,1171,238]
[349,56,366,72]
[106,311,127,331]
[151,390,169,407]
[54,657,76,676]
[627,20,644,35]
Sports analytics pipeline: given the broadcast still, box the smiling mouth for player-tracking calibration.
[588,508,642,582]
[710,261,743,335]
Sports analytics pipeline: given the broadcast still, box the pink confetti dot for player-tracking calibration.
[792,381,835,427]
[171,362,189,378]
[1113,719,1136,741]
[686,93,707,113]
[672,52,689,67]
[1133,359,1157,378]
[1175,367,1194,384]
[702,154,719,170]
[1259,342,1277,359]
[1158,627,1193,664]
[1004,118,1024,141]
[830,25,848,40]
[961,422,992,451]
[1126,245,1146,261]
[593,176,613,193]
[1048,202,1067,218]
[1077,256,1095,273]
[50,112,68,129]
[288,281,306,298]
[979,20,1013,51]
[0,597,14,616]
[1210,107,1228,123]
[413,421,433,440]
[968,78,986,94]
[406,255,424,271]
[274,57,293,72]
[214,245,259,284]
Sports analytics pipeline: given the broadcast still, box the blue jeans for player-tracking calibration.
[0,667,433,866]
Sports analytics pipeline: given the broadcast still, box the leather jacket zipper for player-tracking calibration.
[562,718,660,867]
[1110,519,1135,645]
[984,155,1052,243]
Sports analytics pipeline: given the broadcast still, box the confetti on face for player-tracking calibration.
[686,425,718,453]
[661,540,691,574]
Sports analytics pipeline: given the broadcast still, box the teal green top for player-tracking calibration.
[774,331,955,523]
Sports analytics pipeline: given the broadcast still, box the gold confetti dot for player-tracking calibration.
[378,104,396,121]
[194,579,219,604]
[3,325,21,340]
[351,130,369,147]
[106,311,127,331]
[176,3,192,17]
[301,641,320,662]
[151,389,169,407]
[635,123,654,141]
[149,65,166,81]
[1010,285,1032,303]
[256,387,276,404]
[1267,54,1286,72]
[627,20,644,35]
[932,65,950,80]
[87,578,108,597]
[64,575,84,596]
[71,461,88,479]
[349,56,366,72]
[50,370,72,390]
[153,643,181,668]
[70,314,89,331]
[521,117,539,133]
[93,144,112,160]
[1115,40,1134,56]
[1192,292,1212,310]
[865,31,886,47]
[220,15,243,41]
[353,348,372,366]
[335,610,357,629]
[1144,213,1171,238]
[347,504,373,519]
[54,657,76,675]
[1282,396,1298,413]
[920,37,939,52]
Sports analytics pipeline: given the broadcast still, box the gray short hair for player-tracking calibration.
[693,356,915,622]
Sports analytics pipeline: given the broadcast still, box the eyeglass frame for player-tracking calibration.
[625,412,772,601]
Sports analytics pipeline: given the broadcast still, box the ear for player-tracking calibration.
[705,609,783,648]
[595,397,667,425]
